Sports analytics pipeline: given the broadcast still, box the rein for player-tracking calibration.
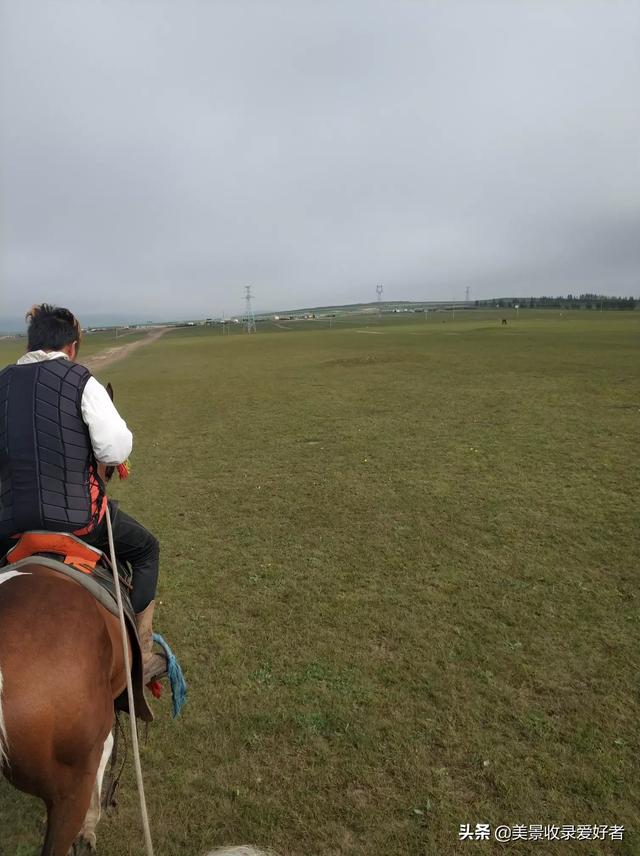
[105,503,155,856]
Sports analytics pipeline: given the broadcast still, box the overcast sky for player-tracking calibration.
[1,1,639,324]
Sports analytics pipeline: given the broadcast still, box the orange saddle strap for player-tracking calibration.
[6,532,103,575]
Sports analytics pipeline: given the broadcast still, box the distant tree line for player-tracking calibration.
[474,294,637,310]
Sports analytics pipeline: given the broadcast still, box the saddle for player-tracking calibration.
[0,531,153,722]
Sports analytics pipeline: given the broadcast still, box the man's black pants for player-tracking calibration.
[82,500,159,613]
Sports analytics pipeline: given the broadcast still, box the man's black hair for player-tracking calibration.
[26,304,82,352]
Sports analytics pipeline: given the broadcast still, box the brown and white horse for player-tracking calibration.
[0,569,281,856]
[0,376,276,856]
[0,563,128,855]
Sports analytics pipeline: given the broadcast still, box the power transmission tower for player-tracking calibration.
[244,286,256,334]
[376,284,383,303]
[465,286,470,304]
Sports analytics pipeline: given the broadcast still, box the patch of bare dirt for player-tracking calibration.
[81,327,171,372]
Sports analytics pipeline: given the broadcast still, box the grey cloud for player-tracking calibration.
[1,0,639,324]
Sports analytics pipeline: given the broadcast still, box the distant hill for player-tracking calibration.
[269,299,468,316]
[3,292,636,334]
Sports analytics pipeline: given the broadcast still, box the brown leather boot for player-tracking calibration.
[135,600,168,684]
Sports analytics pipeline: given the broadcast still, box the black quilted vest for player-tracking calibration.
[0,359,102,538]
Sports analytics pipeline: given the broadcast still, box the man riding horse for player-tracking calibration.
[0,303,166,684]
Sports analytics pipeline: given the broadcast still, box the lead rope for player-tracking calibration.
[105,503,155,856]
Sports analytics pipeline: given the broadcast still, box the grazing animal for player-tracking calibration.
[0,565,129,855]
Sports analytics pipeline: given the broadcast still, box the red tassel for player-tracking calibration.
[148,680,162,699]
[117,460,130,480]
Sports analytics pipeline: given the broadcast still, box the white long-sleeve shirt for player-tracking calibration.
[16,350,133,465]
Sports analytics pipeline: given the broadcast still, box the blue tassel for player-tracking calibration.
[152,633,187,718]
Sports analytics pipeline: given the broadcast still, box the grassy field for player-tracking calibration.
[1,310,638,855]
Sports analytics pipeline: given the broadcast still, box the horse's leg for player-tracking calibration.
[101,722,120,815]
[41,758,101,856]
[74,731,114,852]
[39,696,116,855]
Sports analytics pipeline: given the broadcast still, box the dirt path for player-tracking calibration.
[81,326,171,372]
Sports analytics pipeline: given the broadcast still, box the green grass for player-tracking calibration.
[0,327,149,366]
[1,310,639,855]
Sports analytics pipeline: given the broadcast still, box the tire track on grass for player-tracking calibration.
[81,327,171,372]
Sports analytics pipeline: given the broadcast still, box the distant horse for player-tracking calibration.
[0,565,128,854]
